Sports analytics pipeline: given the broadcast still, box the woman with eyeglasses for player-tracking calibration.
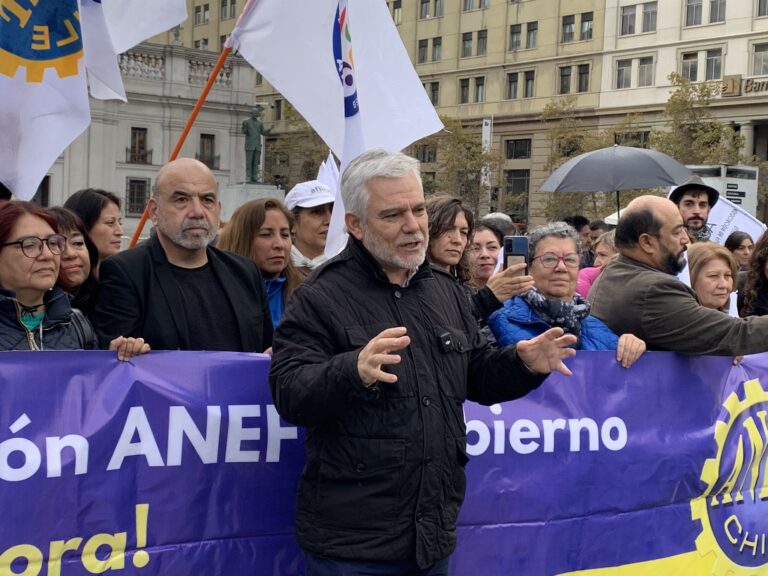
[487,222,646,368]
[0,201,148,358]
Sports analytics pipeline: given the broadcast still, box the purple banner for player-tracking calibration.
[1,351,766,575]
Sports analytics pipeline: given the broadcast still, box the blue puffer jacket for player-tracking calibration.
[488,295,619,349]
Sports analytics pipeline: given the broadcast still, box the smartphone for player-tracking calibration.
[503,236,528,276]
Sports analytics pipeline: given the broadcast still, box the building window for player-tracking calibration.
[562,15,575,43]
[505,169,530,196]
[459,78,470,104]
[415,144,437,163]
[463,0,473,11]
[755,43,768,75]
[559,66,572,94]
[524,70,535,98]
[197,134,217,170]
[616,59,632,89]
[509,24,521,51]
[434,0,443,17]
[201,38,208,50]
[255,72,262,85]
[526,22,538,49]
[477,30,487,56]
[194,40,201,49]
[194,5,202,25]
[418,39,428,64]
[760,0,768,17]
[506,139,532,159]
[580,12,593,40]
[710,0,725,23]
[706,48,722,80]
[128,127,149,164]
[578,64,590,92]
[126,178,151,217]
[474,77,485,102]
[620,5,636,35]
[392,0,402,24]
[429,82,439,105]
[203,4,210,23]
[479,0,488,8]
[462,32,473,57]
[615,130,651,148]
[220,0,228,20]
[638,56,654,86]
[642,2,657,32]
[229,0,236,18]
[432,37,442,61]
[682,52,698,81]
[419,0,430,19]
[219,35,227,50]
[274,99,283,121]
[686,0,702,26]
[506,72,518,99]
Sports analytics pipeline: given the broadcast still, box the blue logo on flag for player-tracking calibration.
[332,1,359,119]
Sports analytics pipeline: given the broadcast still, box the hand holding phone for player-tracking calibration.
[503,236,528,277]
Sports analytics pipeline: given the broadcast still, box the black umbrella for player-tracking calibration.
[539,145,692,216]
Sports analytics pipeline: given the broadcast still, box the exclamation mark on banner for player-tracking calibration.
[132,504,150,568]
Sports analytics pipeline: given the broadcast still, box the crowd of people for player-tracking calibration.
[4,150,768,573]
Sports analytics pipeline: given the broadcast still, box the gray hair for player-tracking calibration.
[528,221,581,258]
[340,149,422,220]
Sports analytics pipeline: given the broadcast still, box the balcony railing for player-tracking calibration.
[196,153,220,170]
[126,148,153,164]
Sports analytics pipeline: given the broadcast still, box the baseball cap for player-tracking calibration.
[668,175,719,208]
[284,180,335,210]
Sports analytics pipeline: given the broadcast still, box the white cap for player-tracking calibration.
[284,180,335,210]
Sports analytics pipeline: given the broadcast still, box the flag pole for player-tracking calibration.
[128,45,232,247]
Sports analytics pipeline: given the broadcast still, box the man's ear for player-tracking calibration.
[148,196,158,226]
[637,233,656,255]
[346,212,364,241]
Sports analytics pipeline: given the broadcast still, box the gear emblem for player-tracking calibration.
[691,378,768,576]
[0,0,83,82]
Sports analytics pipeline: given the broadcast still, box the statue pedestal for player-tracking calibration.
[219,182,283,221]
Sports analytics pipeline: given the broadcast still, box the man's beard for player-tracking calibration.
[157,216,217,250]
[662,245,686,275]
[361,224,427,271]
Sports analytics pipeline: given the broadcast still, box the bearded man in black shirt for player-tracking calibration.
[92,157,272,351]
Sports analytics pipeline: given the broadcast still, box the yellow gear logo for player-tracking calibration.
[0,0,83,82]
[691,378,768,576]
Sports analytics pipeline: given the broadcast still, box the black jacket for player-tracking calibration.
[269,237,545,568]
[91,235,272,351]
[0,287,96,350]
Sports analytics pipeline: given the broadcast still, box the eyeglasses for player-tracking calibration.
[1,234,67,258]
[532,252,580,269]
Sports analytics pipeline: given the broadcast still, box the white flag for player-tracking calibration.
[231,0,443,258]
[0,0,186,200]
[229,0,443,165]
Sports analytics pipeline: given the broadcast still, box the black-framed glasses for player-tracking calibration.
[1,234,67,258]
[532,252,580,269]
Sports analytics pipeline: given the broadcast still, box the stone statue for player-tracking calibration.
[242,106,271,183]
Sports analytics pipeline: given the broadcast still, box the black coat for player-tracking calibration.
[91,235,272,351]
[269,237,545,568]
[0,287,96,350]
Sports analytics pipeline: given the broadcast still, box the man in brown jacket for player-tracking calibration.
[589,195,768,355]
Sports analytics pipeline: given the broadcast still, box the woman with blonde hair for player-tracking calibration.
[687,242,738,313]
[218,198,302,327]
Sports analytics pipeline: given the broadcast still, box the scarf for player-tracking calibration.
[521,288,591,337]
[291,245,328,270]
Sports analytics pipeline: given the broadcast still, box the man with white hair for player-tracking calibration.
[270,149,577,575]
[92,157,272,351]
